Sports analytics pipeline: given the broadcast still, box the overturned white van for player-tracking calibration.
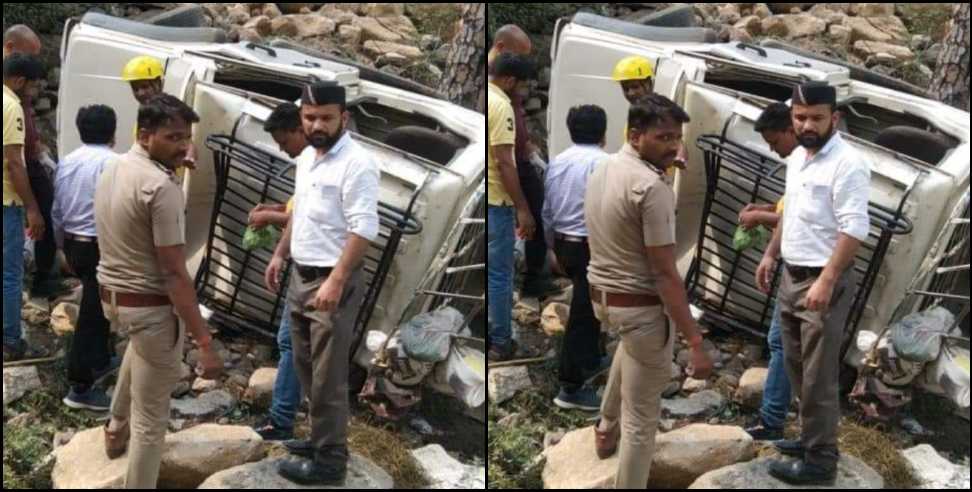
[548,13,970,382]
[56,13,486,408]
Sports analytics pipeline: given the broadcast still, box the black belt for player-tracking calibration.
[295,264,334,283]
[64,233,97,243]
[785,264,824,283]
[554,232,587,244]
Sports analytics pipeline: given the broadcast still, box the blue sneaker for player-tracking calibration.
[63,387,111,411]
[553,386,602,412]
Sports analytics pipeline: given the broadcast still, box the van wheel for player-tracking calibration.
[874,126,953,165]
[142,5,208,28]
[384,126,465,166]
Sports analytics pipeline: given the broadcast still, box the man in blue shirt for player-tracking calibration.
[52,105,120,411]
[543,105,609,411]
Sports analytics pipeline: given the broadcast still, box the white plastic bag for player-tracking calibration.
[445,344,485,408]
[889,306,956,363]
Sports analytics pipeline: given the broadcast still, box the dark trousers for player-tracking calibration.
[64,238,112,390]
[778,267,856,471]
[287,266,367,466]
[517,162,546,287]
[554,238,602,392]
[27,164,56,286]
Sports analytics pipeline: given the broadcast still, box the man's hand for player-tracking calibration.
[311,275,345,312]
[195,345,223,380]
[686,344,714,380]
[516,208,536,240]
[26,207,45,241]
[805,276,835,312]
[249,211,270,229]
[739,211,760,231]
[265,255,285,293]
[756,256,776,294]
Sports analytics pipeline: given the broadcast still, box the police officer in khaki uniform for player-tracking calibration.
[96,94,222,489]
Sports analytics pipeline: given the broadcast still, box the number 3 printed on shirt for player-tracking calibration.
[507,117,513,132]
[16,117,24,133]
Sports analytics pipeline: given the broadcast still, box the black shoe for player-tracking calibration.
[745,417,784,441]
[253,417,294,441]
[774,439,805,458]
[283,439,314,459]
[63,387,111,411]
[768,459,836,486]
[278,457,347,486]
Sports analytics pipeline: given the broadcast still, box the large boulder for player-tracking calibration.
[649,424,755,489]
[53,425,265,489]
[761,13,827,40]
[543,424,755,489]
[412,444,485,489]
[244,368,277,406]
[842,16,910,45]
[689,455,884,489]
[286,14,336,39]
[3,366,42,406]
[353,16,406,43]
[853,40,916,63]
[198,455,393,489]
[362,40,423,61]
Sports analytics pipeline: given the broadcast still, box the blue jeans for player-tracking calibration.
[760,302,792,430]
[487,206,515,349]
[269,303,303,430]
[3,206,25,347]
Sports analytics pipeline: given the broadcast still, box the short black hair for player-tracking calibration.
[76,105,117,145]
[2,53,45,81]
[754,102,792,133]
[492,52,535,82]
[264,102,301,133]
[137,93,200,132]
[567,105,607,145]
[628,93,690,132]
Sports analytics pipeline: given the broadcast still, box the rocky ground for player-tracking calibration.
[487,275,970,489]
[4,280,485,488]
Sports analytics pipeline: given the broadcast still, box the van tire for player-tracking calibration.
[624,4,698,28]
[142,5,208,28]
[874,126,953,165]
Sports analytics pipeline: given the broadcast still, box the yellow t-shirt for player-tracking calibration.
[776,198,785,215]
[286,197,295,214]
[487,82,516,207]
[3,84,26,206]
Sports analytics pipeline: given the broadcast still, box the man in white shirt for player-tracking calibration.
[756,81,870,486]
[543,105,609,412]
[265,82,379,486]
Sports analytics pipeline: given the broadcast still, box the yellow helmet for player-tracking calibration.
[121,56,164,82]
[612,56,654,82]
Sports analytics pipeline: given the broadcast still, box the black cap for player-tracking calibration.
[792,81,836,107]
[302,81,346,107]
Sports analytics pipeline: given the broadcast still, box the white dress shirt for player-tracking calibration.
[781,132,871,267]
[542,144,607,243]
[52,144,117,244]
[291,132,380,267]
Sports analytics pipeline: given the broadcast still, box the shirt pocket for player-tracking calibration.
[306,183,343,225]
[798,183,834,227]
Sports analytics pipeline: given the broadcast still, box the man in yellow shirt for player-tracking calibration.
[3,53,48,361]
[488,52,536,362]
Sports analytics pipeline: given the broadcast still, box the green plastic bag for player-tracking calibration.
[733,225,771,252]
[242,225,280,251]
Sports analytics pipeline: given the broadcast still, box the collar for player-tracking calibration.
[620,143,665,177]
[801,132,843,169]
[3,84,21,105]
[488,82,510,105]
[130,143,175,176]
